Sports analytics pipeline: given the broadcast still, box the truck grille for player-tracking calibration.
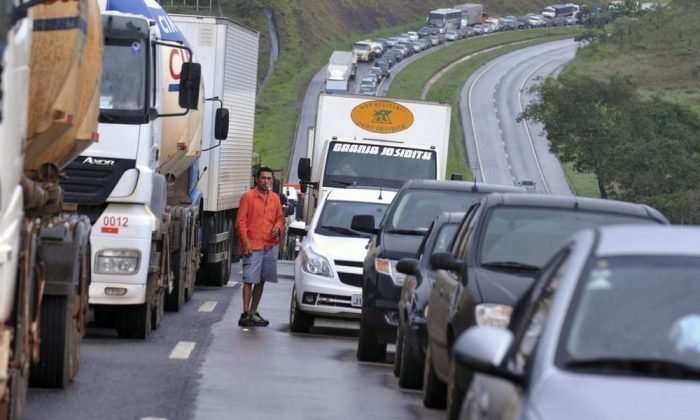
[61,156,136,206]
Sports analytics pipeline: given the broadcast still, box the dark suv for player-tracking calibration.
[351,180,524,362]
[424,193,669,418]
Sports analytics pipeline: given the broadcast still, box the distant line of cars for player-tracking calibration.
[287,172,698,420]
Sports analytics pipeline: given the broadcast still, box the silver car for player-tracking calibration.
[456,225,700,420]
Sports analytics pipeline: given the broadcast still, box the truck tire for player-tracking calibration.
[151,288,164,331]
[29,296,73,387]
[200,213,231,287]
[393,327,404,377]
[165,214,185,312]
[289,286,313,333]
[357,313,387,362]
[115,302,151,339]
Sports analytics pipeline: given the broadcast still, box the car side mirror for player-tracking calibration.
[287,221,307,237]
[454,326,524,385]
[351,214,378,235]
[430,252,464,272]
[396,258,420,276]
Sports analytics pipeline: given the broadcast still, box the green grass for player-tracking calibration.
[562,162,600,197]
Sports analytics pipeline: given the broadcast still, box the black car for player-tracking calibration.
[394,212,463,389]
[351,180,524,363]
[424,193,669,418]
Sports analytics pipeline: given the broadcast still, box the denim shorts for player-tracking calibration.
[241,245,279,284]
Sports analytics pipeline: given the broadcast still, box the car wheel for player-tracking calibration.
[422,344,446,408]
[289,285,314,333]
[398,327,423,389]
[447,355,468,420]
[357,312,387,362]
[393,325,404,377]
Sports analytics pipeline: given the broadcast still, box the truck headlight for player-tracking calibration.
[95,249,140,275]
[475,303,512,329]
[300,247,333,277]
[375,258,405,287]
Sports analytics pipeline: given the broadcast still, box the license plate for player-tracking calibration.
[351,294,363,307]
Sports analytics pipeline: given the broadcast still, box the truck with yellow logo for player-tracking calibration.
[1,0,102,417]
[297,93,451,223]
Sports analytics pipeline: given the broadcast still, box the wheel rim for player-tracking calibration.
[290,287,297,324]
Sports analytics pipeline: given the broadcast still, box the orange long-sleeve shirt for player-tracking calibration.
[235,188,285,251]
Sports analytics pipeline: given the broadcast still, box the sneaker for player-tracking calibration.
[238,312,250,327]
[248,312,269,327]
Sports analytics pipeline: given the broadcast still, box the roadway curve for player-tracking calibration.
[461,39,576,194]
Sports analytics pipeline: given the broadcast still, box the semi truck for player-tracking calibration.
[57,0,225,339]
[169,14,260,286]
[325,50,356,94]
[1,0,103,417]
[542,3,579,18]
[454,3,484,26]
[297,93,451,223]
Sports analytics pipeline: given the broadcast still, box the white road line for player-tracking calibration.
[140,417,167,420]
[198,301,217,312]
[169,341,196,360]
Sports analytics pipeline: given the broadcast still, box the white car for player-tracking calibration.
[288,188,396,333]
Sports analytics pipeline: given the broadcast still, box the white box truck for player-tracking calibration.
[454,3,484,26]
[171,15,259,285]
[297,93,451,222]
[326,51,356,93]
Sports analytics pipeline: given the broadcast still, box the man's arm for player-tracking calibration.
[235,193,252,253]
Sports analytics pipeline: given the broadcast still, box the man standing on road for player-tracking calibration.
[235,167,285,327]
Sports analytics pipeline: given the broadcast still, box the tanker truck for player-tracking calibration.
[0,0,102,418]
[58,0,232,339]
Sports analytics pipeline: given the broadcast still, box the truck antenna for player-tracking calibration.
[189,166,208,195]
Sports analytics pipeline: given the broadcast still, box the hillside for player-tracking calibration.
[563,0,700,112]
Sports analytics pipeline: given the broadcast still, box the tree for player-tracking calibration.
[518,75,641,198]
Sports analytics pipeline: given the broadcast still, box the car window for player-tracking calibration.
[316,200,389,237]
[452,203,480,259]
[510,246,571,371]
[558,256,700,370]
[479,207,659,268]
[389,190,484,232]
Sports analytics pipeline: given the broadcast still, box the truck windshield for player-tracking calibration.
[323,141,437,189]
[353,43,370,51]
[100,37,147,122]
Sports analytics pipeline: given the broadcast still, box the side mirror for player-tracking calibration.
[287,221,307,237]
[454,326,524,385]
[430,252,464,272]
[351,214,378,235]
[273,178,281,194]
[299,183,308,194]
[298,158,311,182]
[396,258,420,276]
[214,107,229,140]
[178,62,201,110]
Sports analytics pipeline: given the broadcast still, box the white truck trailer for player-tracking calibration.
[454,3,484,26]
[170,14,260,285]
[325,51,356,93]
[297,93,451,223]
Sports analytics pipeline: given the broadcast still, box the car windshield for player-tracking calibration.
[480,208,659,267]
[557,256,700,375]
[315,199,389,237]
[389,190,485,233]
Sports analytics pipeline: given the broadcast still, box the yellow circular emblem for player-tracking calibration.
[350,100,415,134]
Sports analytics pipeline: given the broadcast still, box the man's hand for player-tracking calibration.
[272,225,281,238]
[243,241,253,257]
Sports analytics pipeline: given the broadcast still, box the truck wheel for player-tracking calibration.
[30,296,73,387]
[93,305,115,328]
[399,328,423,389]
[152,288,165,331]
[289,286,313,333]
[115,302,151,339]
[422,344,447,408]
[357,313,387,362]
[165,231,185,311]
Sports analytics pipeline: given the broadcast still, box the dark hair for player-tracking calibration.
[256,166,274,179]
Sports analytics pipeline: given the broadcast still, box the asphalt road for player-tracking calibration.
[461,39,576,194]
[26,262,443,420]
